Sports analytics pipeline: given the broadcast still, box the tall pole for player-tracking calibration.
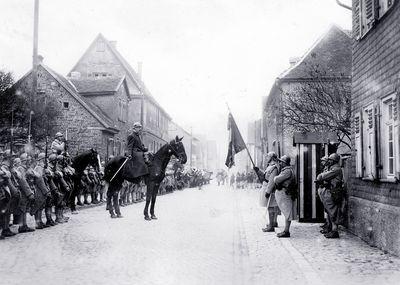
[32,0,39,105]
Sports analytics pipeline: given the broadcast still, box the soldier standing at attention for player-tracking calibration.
[254,151,281,232]
[51,132,65,155]
[13,154,35,233]
[274,155,296,238]
[316,153,343,239]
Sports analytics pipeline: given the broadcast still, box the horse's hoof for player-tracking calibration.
[151,215,158,220]
[144,216,151,221]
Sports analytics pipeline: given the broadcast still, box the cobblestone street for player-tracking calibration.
[1,184,400,285]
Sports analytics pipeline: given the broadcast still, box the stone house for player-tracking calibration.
[350,0,400,255]
[68,33,171,153]
[262,25,352,162]
[15,63,130,159]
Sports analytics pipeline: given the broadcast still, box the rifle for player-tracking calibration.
[44,136,48,169]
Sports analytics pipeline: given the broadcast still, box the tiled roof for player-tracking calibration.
[69,77,124,94]
[40,64,117,132]
[280,25,352,80]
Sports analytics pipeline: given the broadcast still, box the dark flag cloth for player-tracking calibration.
[225,112,246,168]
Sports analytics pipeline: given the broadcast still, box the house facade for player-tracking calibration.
[262,25,352,162]
[15,63,128,159]
[68,34,171,154]
[350,0,400,255]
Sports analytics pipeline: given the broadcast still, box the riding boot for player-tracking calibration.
[61,208,69,222]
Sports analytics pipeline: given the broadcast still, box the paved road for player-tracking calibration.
[1,184,400,285]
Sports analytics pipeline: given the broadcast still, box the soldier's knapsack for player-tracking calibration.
[286,169,298,201]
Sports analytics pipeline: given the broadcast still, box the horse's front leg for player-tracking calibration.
[143,182,152,220]
[150,183,160,219]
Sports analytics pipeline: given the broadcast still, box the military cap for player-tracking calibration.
[37,153,46,161]
[278,155,291,165]
[55,132,63,137]
[14,158,21,165]
[20,153,29,162]
[57,155,64,161]
[266,151,278,159]
[321,155,328,162]
[48,154,57,162]
[328,153,340,163]
[133,122,142,128]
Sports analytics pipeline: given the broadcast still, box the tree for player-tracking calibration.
[281,64,351,149]
[0,69,58,148]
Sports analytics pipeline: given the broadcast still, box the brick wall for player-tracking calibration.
[350,1,400,254]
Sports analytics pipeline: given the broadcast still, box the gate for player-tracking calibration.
[293,132,338,223]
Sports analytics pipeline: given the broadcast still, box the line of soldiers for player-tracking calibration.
[0,147,105,239]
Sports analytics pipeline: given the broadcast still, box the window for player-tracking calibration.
[354,112,363,177]
[63,102,69,109]
[381,94,399,179]
[353,0,396,39]
[96,41,105,52]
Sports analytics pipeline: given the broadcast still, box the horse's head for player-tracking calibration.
[168,136,187,164]
[88,148,101,171]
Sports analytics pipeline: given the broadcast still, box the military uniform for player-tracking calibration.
[124,128,149,180]
[33,154,52,229]
[14,155,35,233]
[316,153,343,238]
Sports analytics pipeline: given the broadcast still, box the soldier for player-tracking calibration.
[125,122,149,179]
[48,154,63,225]
[53,154,70,223]
[51,132,65,155]
[13,154,35,233]
[273,155,296,238]
[315,153,343,239]
[0,150,21,237]
[0,150,12,239]
[254,151,281,232]
[32,153,52,229]
[88,166,100,204]
[41,153,58,226]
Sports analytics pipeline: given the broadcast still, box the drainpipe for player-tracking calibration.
[336,0,352,11]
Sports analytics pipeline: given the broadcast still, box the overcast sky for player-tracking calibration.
[0,0,351,158]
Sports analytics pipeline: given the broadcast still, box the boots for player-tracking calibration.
[45,207,57,226]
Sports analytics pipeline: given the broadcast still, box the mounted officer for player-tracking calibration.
[124,122,149,179]
[51,132,65,155]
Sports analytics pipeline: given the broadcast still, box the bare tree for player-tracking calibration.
[281,64,351,149]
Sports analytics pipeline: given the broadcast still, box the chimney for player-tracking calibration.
[70,71,81,79]
[137,61,142,80]
[109,41,117,48]
[38,54,44,64]
[289,57,300,67]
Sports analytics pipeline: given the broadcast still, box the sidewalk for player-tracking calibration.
[237,188,400,285]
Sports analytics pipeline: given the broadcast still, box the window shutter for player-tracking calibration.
[353,0,362,39]
[394,94,400,179]
[354,112,363,177]
[362,0,377,32]
[364,105,377,179]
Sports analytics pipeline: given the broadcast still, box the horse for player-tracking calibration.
[104,136,187,220]
[69,149,101,213]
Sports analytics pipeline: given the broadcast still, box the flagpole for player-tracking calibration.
[225,102,257,168]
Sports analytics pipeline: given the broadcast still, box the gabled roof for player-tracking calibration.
[16,64,117,133]
[69,76,126,95]
[69,33,171,120]
[279,25,352,80]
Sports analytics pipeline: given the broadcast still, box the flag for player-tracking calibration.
[225,112,246,168]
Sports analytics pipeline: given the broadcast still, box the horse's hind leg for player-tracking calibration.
[150,184,159,219]
[143,182,152,220]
